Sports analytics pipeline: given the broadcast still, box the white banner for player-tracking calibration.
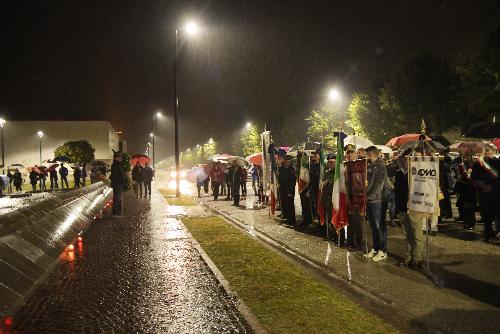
[408,157,439,214]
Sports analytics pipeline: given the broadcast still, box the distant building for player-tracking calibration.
[2,121,121,167]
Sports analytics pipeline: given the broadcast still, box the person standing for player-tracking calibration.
[29,168,38,191]
[251,164,259,196]
[471,146,499,242]
[13,169,23,192]
[110,153,127,216]
[38,168,47,190]
[49,167,59,190]
[142,162,154,198]
[229,160,242,206]
[7,170,14,193]
[59,163,69,189]
[278,155,297,225]
[225,164,234,200]
[394,150,423,269]
[81,163,87,186]
[131,162,143,199]
[240,167,248,197]
[74,166,82,188]
[320,154,336,239]
[309,150,321,222]
[364,146,388,262]
[210,163,225,200]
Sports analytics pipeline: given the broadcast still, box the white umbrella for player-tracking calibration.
[375,145,393,154]
[344,135,374,148]
[227,156,246,167]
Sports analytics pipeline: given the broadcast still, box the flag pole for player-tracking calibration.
[363,158,369,255]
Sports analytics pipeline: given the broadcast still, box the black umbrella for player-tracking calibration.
[464,122,500,138]
[398,140,447,154]
[53,156,72,163]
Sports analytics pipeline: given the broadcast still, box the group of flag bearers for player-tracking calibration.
[262,130,446,270]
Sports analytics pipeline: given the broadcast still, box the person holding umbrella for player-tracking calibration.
[142,162,154,199]
[29,167,38,191]
[49,164,59,190]
[210,162,225,200]
[13,169,23,192]
[59,163,69,189]
[131,161,143,198]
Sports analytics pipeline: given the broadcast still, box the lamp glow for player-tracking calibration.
[185,21,200,35]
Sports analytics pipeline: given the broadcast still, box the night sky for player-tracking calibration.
[1,0,499,157]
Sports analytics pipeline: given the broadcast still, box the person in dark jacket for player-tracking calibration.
[365,146,388,262]
[131,162,143,198]
[320,154,336,240]
[225,164,234,200]
[229,160,243,206]
[73,166,82,188]
[110,153,127,215]
[81,163,88,186]
[142,162,154,198]
[455,161,476,230]
[29,168,38,191]
[7,170,14,193]
[13,169,23,191]
[471,146,499,242]
[309,150,321,221]
[59,163,69,189]
[49,167,58,190]
[278,155,297,225]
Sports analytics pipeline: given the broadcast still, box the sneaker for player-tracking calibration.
[363,249,376,259]
[372,250,387,262]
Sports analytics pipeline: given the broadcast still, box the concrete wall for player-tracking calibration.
[2,121,120,167]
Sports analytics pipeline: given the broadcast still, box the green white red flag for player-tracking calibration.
[317,145,326,225]
[332,134,348,230]
[298,152,309,193]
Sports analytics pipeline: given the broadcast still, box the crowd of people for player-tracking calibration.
[131,161,155,199]
[196,143,499,270]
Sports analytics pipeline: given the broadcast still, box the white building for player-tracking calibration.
[2,121,121,167]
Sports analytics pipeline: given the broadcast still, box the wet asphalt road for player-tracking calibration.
[11,189,252,334]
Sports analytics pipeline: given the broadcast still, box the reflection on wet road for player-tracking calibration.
[12,188,252,334]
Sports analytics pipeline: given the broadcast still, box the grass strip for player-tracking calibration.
[182,216,398,334]
[159,189,197,206]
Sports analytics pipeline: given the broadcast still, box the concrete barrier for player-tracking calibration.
[0,182,113,318]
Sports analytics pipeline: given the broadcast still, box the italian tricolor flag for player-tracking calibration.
[298,153,310,193]
[332,135,348,230]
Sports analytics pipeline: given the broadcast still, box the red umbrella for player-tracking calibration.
[449,141,486,156]
[386,134,431,148]
[245,152,263,165]
[47,164,59,172]
[130,154,151,167]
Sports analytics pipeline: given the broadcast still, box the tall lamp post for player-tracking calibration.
[174,20,200,197]
[151,111,162,169]
[0,118,5,173]
[328,88,342,130]
[37,130,44,165]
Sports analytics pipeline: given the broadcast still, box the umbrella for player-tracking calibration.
[27,166,42,174]
[246,152,263,165]
[398,140,446,154]
[211,153,231,162]
[54,156,72,163]
[375,145,393,154]
[187,167,208,183]
[344,135,374,149]
[464,121,500,138]
[227,156,246,167]
[386,134,431,148]
[449,141,487,156]
[47,164,59,172]
[8,163,24,169]
[130,154,151,167]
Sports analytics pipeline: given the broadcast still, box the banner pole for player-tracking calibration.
[426,218,430,272]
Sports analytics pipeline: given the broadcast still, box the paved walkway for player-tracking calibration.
[200,186,500,334]
[12,187,252,334]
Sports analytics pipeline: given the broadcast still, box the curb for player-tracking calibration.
[201,202,442,334]
[159,196,267,334]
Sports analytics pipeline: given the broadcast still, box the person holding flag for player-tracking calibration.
[365,146,389,262]
[331,133,349,243]
[278,155,297,225]
[320,153,336,240]
[298,151,312,225]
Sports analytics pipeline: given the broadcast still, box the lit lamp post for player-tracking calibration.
[37,130,44,165]
[174,20,200,197]
[328,88,342,130]
[151,111,162,169]
[0,118,5,173]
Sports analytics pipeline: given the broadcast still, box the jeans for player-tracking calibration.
[50,176,58,190]
[212,181,221,200]
[232,183,240,206]
[61,176,69,189]
[112,187,123,215]
[367,202,387,252]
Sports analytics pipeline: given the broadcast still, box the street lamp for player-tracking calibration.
[174,20,201,197]
[246,122,252,129]
[209,138,213,144]
[328,88,343,130]
[152,111,162,169]
[0,118,5,173]
[37,130,44,165]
